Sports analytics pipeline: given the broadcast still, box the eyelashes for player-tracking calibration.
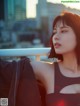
[53,30,68,35]
[61,30,68,33]
[52,32,56,35]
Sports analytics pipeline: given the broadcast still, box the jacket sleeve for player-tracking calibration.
[15,58,42,106]
[0,59,17,98]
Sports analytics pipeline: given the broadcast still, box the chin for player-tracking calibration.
[55,49,71,55]
[55,50,64,54]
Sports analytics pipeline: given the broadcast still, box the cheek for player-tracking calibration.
[63,33,77,50]
[52,36,55,44]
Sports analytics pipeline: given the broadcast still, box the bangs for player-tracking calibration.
[53,15,74,30]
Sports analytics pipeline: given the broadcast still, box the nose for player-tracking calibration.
[53,34,59,41]
[54,36,59,40]
[52,33,60,44]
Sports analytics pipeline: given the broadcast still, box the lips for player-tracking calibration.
[54,43,61,48]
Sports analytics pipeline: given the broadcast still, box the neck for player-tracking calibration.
[62,51,79,73]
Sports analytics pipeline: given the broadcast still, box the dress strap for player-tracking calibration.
[54,62,61,93]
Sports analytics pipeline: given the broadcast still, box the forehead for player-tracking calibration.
[54,20,69,29]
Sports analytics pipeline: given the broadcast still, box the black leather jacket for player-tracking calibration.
[0,58,42,106]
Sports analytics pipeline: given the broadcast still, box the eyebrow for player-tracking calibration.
[54,26,69,30]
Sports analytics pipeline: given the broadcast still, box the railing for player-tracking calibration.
[0,48,51,61]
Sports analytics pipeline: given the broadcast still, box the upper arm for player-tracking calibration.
[30,61,46,80]
[30,61,55,89]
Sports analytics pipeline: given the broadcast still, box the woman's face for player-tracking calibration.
[52,20,77,55]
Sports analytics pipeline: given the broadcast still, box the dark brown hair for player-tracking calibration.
[48,11,80,65]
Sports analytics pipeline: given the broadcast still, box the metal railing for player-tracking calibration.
[0,48,51,61]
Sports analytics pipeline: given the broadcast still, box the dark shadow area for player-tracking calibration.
[37,80,46,106]
[0,0,4,20]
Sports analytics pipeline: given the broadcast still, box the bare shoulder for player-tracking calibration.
[30,60,55,81]
[30,61,56,92]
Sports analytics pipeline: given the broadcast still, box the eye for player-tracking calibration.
[61,30,68,33]
[53,32,56,35]
[53,31,57,35]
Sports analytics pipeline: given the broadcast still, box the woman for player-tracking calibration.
[31,11,80,106]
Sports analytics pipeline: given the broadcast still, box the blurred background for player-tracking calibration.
[0,0,80,49]
[1,1,80,105]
